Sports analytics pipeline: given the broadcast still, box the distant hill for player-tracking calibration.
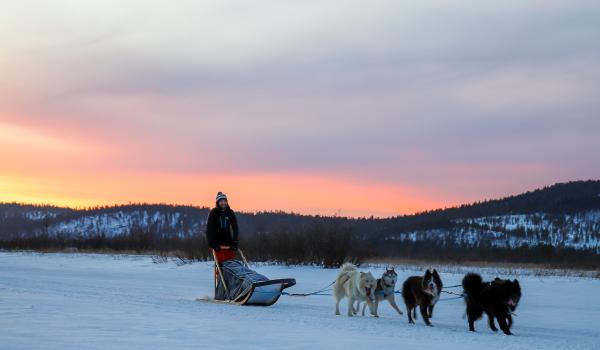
[1,180,599,264]
[414,179,600,217]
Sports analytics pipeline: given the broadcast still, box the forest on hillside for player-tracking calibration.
[1,181,599,268]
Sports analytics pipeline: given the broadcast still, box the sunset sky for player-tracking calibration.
[1,1,599,217]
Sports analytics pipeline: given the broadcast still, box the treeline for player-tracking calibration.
[370,239,600,269]
[0,221,366,268]
[0,228,212,261]
[2,225,598,269]
[243,221,371,267]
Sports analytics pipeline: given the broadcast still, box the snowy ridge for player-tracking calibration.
[0,206,66,221]
[1,203,599,252]
[390,211,600,250]
[0,204,208,239]
[48,210,205,237]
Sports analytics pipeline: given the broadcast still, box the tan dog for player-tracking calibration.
[333,263,376,316]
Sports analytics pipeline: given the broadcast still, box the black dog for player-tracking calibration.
[402,269,443,326]
[462,273,521,335]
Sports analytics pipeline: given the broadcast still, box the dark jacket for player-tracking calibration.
[205,206,239,250]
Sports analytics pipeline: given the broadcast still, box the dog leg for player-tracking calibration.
[406,306,414,324]
[507,314,513,329]
[388,297,404,316]
[364,298,377,317]
[497,315,512,335]
[413,307,418,320]
[353,300,360,315]
[467,307,478,332]
[354,300,361,315]
[468,314,477,332]
[335,296,341,315]
[347,297,355,317]
[486,311,498,332]
[372,299,379,317]
[361,301,367,316]
[428,304,435,318]
[420,304,432,326]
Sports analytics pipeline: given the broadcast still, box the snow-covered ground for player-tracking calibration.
[1,252,599,350]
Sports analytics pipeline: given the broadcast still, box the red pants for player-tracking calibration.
[214,249,236,263]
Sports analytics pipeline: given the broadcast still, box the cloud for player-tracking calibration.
[0,0,599,214]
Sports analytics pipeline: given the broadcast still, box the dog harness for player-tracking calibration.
[375,281,395,297]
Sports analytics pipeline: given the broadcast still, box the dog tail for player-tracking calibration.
[339,262,356,273]
[462,273,483,298]
[337,262,356,281]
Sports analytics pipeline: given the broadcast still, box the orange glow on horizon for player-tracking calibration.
[0,120,451,217]
[0,171,445,218]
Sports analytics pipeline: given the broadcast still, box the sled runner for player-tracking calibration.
[200,249,295,306]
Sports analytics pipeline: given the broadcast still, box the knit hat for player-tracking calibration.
[216,192,228,202]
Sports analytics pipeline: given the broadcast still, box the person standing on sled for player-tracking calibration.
[206,192,239,263]
[202,191,296,305]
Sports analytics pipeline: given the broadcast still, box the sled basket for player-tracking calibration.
[213,250,296,306]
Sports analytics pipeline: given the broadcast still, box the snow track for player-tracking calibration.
[1,252,599,350]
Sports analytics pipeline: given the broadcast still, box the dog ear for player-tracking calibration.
[432,269,440,277]
[424,269,432,277]
[513,279,520,286]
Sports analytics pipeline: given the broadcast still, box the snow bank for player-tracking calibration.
[1,252,599,350]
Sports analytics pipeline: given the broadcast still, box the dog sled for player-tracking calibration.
[198,249,296,306]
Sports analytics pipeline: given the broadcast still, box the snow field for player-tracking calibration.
[1,252,599,350]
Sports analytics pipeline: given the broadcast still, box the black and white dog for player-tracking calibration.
[402,269,443,326]
[358,267,404,317]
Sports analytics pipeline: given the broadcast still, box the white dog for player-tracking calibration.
[333,263,376,316]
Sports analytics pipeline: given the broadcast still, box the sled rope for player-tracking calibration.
[441,290,464,296]
[385,285,463,296]
[260,289,465,302]
[240,281,467,303]
[437,295,465,301]
[441,290,465,297]
[281,280,336,297]
[279,282,465,299]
